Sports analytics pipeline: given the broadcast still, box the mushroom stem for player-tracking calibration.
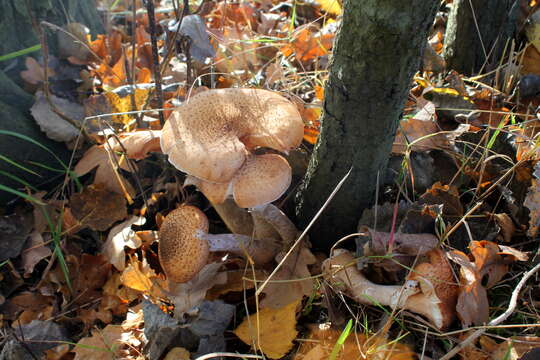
[212,198,254,236]
[324,249,458,330]
[203,233,279,264]
[324,249,420,309]
[250,204,299,245]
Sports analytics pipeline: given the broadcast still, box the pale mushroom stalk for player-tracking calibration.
[249,204,298,245]
[159,205,279,283]
[325,249,421,309]
[212,199,254,236]
[203,232,278,264]
[324,249,459,330]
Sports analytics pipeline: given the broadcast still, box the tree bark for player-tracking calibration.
[443,0,516,76]
[295,0,438,250]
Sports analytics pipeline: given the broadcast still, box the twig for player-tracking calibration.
[143,0,165,126]
[440,260,540,360]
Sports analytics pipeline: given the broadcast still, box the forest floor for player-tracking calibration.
[1,0,540,359]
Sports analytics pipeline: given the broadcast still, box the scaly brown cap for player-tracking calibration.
[158,205,210,283]
[160,88,304,183]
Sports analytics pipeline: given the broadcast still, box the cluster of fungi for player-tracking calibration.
[155,87,458,330]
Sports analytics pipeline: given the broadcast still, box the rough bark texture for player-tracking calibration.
[443,0,517,76]
[295,0,438,250]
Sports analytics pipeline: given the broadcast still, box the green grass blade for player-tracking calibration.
[0,154,41,176]
[0,130,82,188]
[0,44,41,62]
[329,319,353,360]
[0,184,45,204]
[0,170,38,191]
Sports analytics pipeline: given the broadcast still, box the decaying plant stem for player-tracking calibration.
[144,0,165,126]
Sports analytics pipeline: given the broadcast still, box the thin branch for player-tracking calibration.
[144,0,165,126]
[440,260,540,360]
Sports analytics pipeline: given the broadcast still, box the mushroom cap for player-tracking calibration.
[160,88,304,183]
[405,249,459,329]
[186,154,292,208]
[232,154,291,208]
[158,205,210,283]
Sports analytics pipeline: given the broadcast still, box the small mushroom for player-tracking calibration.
[159,205,279,283]
[324,248,458,330]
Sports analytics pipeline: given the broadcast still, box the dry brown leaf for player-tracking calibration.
[102,216,146,271]
[20,57,55,85]
[447,250,489,327]
[21,231,52,277]
[295,324,415,360]
[392,118,450,154]
[491,213,516,242]
[260,244,316,309]
[30,91,84,142]
[73,325,124,360]
[458,334,540,360]
[207,269,267,299]
[234,300,300,359]
[70,184,127,231]
[74,141,135,197]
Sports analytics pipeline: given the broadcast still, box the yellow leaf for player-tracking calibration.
[234,300,300,359]
[121,257,156,292]
[103,88,149,125]
[295,324,416,360]
[315,0,342,16]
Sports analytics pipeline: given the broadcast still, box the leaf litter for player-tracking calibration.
[2,0,540,359]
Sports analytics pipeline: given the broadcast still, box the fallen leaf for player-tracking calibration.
[121,256,156,292]
[20,57,55,85]
[447,250,489,327]
[295,323,415,360]
[30,91,85,142]
[281,25,334,63]
[74,142,136,197]
[234,300,300,359]
[392,118,450,154]
[0,210,34,262]
[73,325,124,360]
[260,244,316,309]
[315,0,342,16]
[21,231,52,276]
[103,216,146,271]
[70,184,127,231]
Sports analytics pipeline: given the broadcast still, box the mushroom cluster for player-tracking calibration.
[158,88,305,282]
[324,248,459,330]
[160,88,304,209]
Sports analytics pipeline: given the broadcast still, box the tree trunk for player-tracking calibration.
[443,0,516,76]
[295,0,438,250]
